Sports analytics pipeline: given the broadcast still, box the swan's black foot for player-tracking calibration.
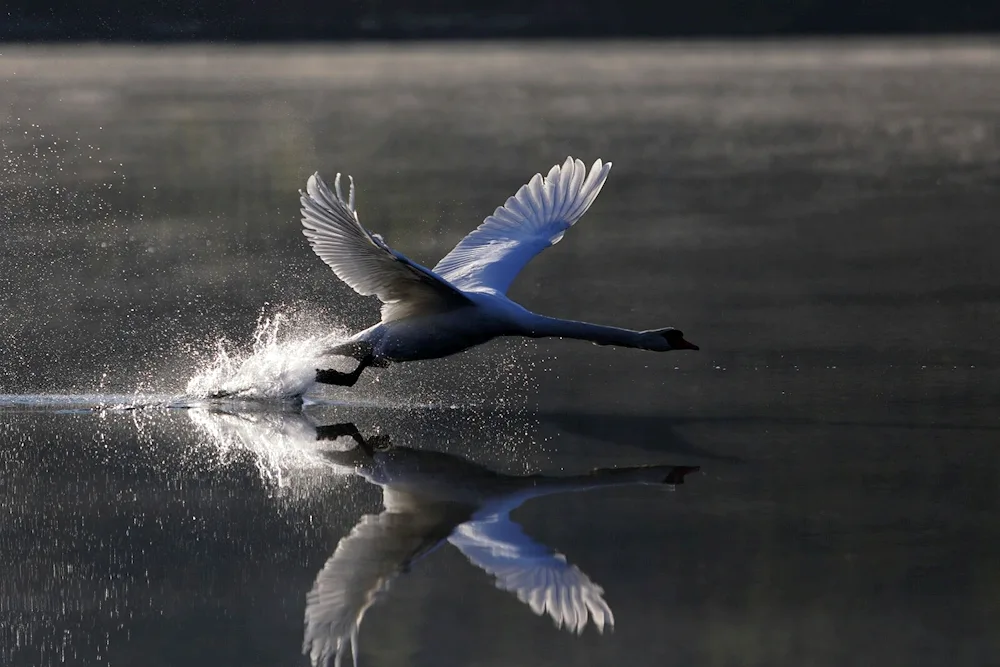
[315,353,376,387]
[315,368,357,386]
[315,422,366,445]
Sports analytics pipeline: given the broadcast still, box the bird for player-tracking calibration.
[302,421,700,667]
[301,156,699,389]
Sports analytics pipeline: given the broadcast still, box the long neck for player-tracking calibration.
[486,465,687,511]
[520,314,645,348]
[527,466,684,495]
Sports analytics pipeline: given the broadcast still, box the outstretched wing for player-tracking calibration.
[448,515,614,634]
[301,173,472,322]
[303,509,456,667]
[433,157,612,294]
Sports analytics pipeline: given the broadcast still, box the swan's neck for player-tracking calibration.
[484,466,687,512]
[520,314,645,348]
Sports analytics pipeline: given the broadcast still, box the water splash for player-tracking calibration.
[1,117,131,394]
[185,308,350,401]
[185,407,349,490]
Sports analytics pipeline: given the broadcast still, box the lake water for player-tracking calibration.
[1,40,999,666]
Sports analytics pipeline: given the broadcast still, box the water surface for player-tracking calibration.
[1,41,999,666]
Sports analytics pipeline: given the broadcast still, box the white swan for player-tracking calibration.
[301,156,699,388]
[303,422,699,667]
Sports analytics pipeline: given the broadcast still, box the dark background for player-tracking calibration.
[4,1,1000,41]
[3,10,1000,665]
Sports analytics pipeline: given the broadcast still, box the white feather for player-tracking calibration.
[300,173,471,322]
[433,157,612,293]
[303,508,458,667]
[448,517,613,634]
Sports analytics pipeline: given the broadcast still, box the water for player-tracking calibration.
[1,40,999,666]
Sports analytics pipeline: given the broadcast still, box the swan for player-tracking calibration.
[301,156,699,388]
[303,422,700,667]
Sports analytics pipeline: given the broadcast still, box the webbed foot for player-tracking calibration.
[315,353,377,387]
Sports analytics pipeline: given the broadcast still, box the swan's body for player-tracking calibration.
[343,295,517,363]
[301,157,699,387]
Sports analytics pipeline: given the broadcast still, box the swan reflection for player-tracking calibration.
[306,422,698,667]
[186,407,697,667]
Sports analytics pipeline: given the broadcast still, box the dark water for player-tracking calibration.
[1,41,999,666]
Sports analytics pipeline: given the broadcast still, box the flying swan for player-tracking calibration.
[302,157,699,388]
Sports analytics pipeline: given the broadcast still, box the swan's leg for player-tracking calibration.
[315,422,393,467]
[327,340,389,366]
[315,423,393,451]
[316,422,375,467]
[315,353,375,387]
[315,422,367,448]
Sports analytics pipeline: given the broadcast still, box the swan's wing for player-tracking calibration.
[448,515,614,634]
[301,173,472,322]
[433,157,612,294]
[303,508,459,667]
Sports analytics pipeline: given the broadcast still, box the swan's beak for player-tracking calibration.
[674,337,699,351]
[664,465,701,484]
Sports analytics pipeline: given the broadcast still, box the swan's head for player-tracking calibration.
[641,327,699,352]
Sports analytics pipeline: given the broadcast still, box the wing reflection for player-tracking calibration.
[307,421,699,667]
